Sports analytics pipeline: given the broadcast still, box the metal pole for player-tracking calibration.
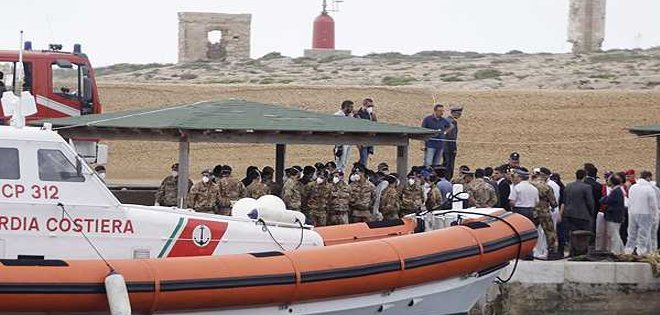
[177,135,190,208]
[396,144,409,178]
[276,144,286,186]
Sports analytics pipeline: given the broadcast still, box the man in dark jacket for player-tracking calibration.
[562,169,595,255]
[493,165,511,211]
[583,163,603,235]
[354,98,377,167]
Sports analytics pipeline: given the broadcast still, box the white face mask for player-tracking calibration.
[316,177,324,184]
[171,171,178,177]
[202,176,210,183]
[350,174,361,182]
[366,107,374,114]
[299,173,304,179]
[408,178,415,186]
[423,182,430,189]
[333,177,340,184]
[98,172,106,180]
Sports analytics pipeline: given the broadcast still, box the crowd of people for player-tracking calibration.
[151,101,659,259]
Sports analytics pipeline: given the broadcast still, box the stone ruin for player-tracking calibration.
[178,12,251,63]
[568,0,607,54]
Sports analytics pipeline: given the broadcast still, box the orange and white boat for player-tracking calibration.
[0,98,537,314]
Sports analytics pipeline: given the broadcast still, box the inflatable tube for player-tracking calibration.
[0,212,536,313]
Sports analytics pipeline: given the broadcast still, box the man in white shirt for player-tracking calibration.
[509,168,539,223]
[625,171,659,255]
[333,100,354,171]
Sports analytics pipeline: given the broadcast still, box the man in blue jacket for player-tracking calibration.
[421,104,451,167]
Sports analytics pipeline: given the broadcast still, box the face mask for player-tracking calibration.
[423,183,430,189]
[202,176,210,183]
[366,107,374,114]
[171,171,178,177]
[299,173,304,179]
[408,178,415,186]
[316,177,324,184]
[98,172,106,180]
[352,174,361,182]
[333,177,340,184]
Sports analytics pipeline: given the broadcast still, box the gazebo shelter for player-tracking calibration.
[628,123,660,184]
[42,99,435,207]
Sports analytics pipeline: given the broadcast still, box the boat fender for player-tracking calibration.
[255,195,286,222]
[280,210,306,224]
[104,271,131,315]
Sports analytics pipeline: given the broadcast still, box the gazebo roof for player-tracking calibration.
[628,123,660,136]
[40,99,434,145]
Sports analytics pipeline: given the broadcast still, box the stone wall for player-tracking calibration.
[471,261,660,315]
[568,0,607,54]
[178,12,251,63]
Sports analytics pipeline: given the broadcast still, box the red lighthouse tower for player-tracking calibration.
[304,0,351,59]
[312,1,335,49]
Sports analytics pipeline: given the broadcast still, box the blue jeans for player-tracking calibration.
[358,146,372,167]
[424,147,443,167]
[335,145,351,171]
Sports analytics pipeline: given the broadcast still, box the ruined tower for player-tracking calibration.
[178,12,251,63]
[568,0,607,54]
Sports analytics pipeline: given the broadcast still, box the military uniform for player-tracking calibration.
[425,185,443,211]
[306,181,330,226]
[264,180,282,197]
[187,181,220,213]
[465,178,498,208]
[155,175,193,207]
[379,186,401,220]
[246,181,269,199]
[450,177,466,186]
[530,178,558,251]
[217,176,246,215]
[327,180,351,225]
[349,180,375,222]
[400,181,424,215]
[282,177,302,211]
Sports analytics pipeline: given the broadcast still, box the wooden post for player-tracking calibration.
[656,136,660,187]
[177,136,190,208]
[276,144,286,186]
[396,144,409,178]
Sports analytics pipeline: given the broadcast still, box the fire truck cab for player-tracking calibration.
[0,42,105,163]
[0,42,101,122]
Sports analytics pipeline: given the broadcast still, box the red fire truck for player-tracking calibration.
[0,42,105,163]
[0,42,102,122]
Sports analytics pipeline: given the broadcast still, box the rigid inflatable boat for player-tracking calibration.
[0,103,537,314]
[0,210,536,314]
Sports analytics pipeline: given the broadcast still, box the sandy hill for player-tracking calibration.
[96,83,660,183]
[96,49,660,91]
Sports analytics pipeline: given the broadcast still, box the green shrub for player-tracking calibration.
[473,69,502,80]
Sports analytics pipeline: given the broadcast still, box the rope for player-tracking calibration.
[256,218,305,251]
[57,202,114,272]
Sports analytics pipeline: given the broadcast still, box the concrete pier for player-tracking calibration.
[471,261,660,315]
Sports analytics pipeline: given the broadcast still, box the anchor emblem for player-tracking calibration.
[192,225,212,247]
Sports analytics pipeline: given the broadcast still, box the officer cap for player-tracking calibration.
[171,163,179,171]
[514,168,530,176]
[539,167,552,176]
[458,165,470,173]
[292,165,303,173]
[377,162,390,173]
[213,164,224,176]
[450,106,463,113]
[303,166,316,176]
[352,164,367,174]
[262,166,274,176]
[509,152,520,161]
[325,161,337,169]
[314,162,325,171]
[220,165,232,174]
[474,168,485,178]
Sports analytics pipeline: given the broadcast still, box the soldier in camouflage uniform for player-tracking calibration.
[282,167,303,211]
[530,170,559,256]
[425,174,443,211]
[187,169,220,213]
[400,172,424,215]
[246,169,268,199]
[349,165,375,223]
[261,166,282,197]
[306,171,331,226]
[327,170,351,225]
[217,165,246,215]
[155,163,193,207]
[465,170,498,208]
[379,175,401,220]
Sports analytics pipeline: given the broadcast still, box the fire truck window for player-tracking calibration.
[38,149,84,182]
[0,62,13,93]
[51,63,80,99]
[0,148,20,180]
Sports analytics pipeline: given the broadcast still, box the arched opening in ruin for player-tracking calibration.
[206,30,227,60]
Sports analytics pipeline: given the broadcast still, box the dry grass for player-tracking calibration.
[97,83,660,184]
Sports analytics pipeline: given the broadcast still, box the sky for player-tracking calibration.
[1,0,658,66]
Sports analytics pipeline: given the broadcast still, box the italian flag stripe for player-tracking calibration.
[158,217,185,258]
